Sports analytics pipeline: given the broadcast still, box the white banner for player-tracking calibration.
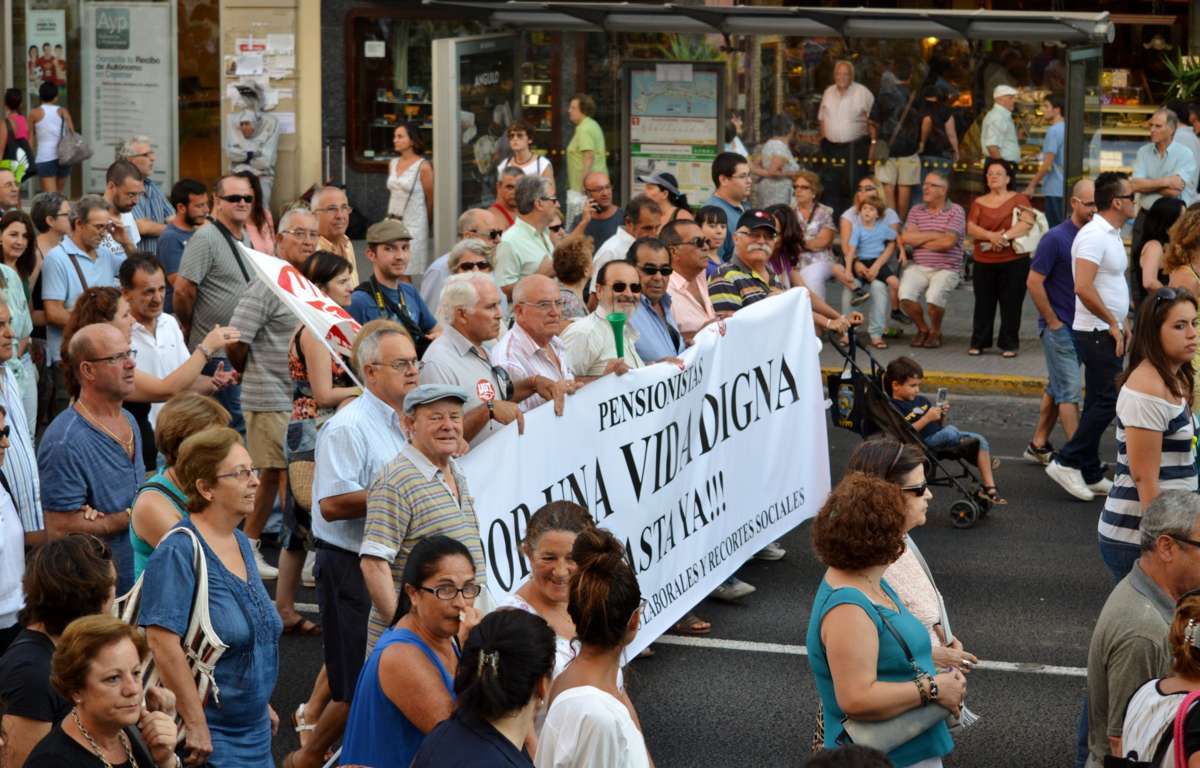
[239,244,362,384]
[462,289,830,657]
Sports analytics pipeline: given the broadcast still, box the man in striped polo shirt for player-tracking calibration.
[359,383,486,651]
[899,171,967,348]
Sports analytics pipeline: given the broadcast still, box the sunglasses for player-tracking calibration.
[220,194,254,204]
[0,426,10,439]
[457,261,492,272]
[673,237,708,249]
[608,281,642,294]
[901,482,928,497]
[548,224,564,233]
[471,229,503,241]
[639,264,673,276]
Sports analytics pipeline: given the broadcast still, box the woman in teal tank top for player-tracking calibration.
[806,472,965,767]
[128,393,230,580]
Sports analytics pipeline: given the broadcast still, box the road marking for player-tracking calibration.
[296,603,1087,678]
[652,635,1087,677]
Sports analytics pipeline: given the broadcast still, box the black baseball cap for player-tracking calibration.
[736,209,778,234]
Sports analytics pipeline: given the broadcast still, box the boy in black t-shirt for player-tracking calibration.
[885,356,1005,503]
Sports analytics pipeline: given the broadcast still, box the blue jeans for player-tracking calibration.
[204,357,245,434]
[1040,325,1081,405]
[1044,196,1064,228]
[1056,330,1123,484]
[1098,535,1140,583]
[925,424,991,454]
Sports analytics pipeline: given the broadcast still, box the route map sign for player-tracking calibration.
[623,62,723,206]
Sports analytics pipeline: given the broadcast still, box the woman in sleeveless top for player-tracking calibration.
[387,122,434,276]
[807,472,964,767]
[1138,197,1187,305]
[497,119,554,180]
[1098,288,1199,583]
[1167,207,1200,409]
[341,536,482,768]
[0,210,39,428]
[28,82,73,193]
[129,393,229,580]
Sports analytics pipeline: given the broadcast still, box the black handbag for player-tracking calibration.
[828,363,871,436]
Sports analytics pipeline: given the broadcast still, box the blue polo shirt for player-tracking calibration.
[630,293,684,363]
[1029,218,1081,330]
[348,281,438,332]
[42,235,125,362]
[704,193,748,262]
[37,407,144,593]
[1040,121,1065,198]
[156,223,195,314]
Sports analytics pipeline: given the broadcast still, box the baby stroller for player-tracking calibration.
[827,330,994,528]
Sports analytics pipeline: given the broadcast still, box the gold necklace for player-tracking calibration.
[72,708,137,768]
[75,400,134,455]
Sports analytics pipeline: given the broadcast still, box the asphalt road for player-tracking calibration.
[264,392,1116,767]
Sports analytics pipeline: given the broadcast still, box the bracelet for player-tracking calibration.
[823,316,831,329]
[197,345,213,361]
[914,676,929,706]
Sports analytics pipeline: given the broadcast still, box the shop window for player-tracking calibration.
[178,0,221,184]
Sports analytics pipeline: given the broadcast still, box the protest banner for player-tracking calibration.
[462,288,830,657]
[239,244,363,386]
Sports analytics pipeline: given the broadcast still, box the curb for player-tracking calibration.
[821,367,1044,398]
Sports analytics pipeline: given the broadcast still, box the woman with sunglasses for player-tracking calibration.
[234,170,276,255]
[537,527,652,768]
[341,535,482,768]
[784,172,857,303]
[139,426,282,767]
[1098,288,1200,582]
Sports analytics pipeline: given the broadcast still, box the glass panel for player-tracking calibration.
[178,0,221,184]
[455,36,517,212]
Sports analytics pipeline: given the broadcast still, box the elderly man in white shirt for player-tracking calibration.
[562,260,645,380]
[491,275,579,412]
[818,59,875,214]
[982,84,1021,163]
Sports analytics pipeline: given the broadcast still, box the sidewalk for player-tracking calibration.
[820,277,1049,398]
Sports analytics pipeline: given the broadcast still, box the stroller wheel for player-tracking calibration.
[950,500,980,529]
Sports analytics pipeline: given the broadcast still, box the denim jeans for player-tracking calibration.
[1044,196,1064,228]
[865,278,890,339]
[925,424,991,454]
[204,357,245,434]
[1040,325,1081,405]
[1056,330,1123,484]
[1098,536,1140,583]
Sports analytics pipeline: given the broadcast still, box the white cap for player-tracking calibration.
[993,84,1019,99]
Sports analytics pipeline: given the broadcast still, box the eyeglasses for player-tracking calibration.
[1172,534,1200,550]
[417,583,483,601]
[220,194,254,204]
[639,264,673,276]
[1072,198,1097,208]
[215,467,261,482]
[900,482,929,497]
[468,228,503,241]
[491,364,514,401]
[858,185,877,192]
[521,299,567,311]
[457,261,492,272]
[86,349,137,365]
[586,184,612,194]
[282,229,320,240]
[548,224,565,233]
[538,196,556,203]
[127,150,155,158]
[608,281,642,294]
[371,357,422,372]
[672,237,708,250]
[736,229,776,242]
[1114,193,1136,201]
[315,205,353,215]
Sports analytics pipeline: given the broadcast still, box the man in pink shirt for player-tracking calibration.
[662,219,716,345]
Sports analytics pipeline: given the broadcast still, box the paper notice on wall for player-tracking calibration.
[364,41,385,58]
[237,36,266,54]
[235,54,264,75]
[274,112,296,134]
[266,33,294,54]
[275,88,294,101]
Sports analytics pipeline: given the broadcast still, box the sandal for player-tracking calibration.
[870,338,889,350]
[292,704,315,749]
[924,333,942,349]
[1001,350,1018,359]
[977,486,1008,505]
[966,348,982,356]
[283,617,322,636]
[671,612,712,636]
[910,332,929,348]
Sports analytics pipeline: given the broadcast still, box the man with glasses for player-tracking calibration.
[1024,180,1095,467]
[589,194,661,292]
[899,171,966,349]
[562,260,645,379]
[120,136,173,255]
[704,152,752,262]
[1131,107,1198,282]
[420,208,505,315]
[495,175,556,302]
[663,219,718,346]
[360,384,488,652]
[350,219,438,357]
[1086,491,1200,768]
[572,171,622,245]
[489,166,524,230]
[155,178,209,313]
[1047,172,1137,503]
[491,274,577,413]
[312,185,360,285]
[626,237,684,363]
[43,195,125,417]
[175,174,258,433]
[709,210,785,317]
[0,170,19,214]
[284,320,421,768]
[37,323,144,593]
[226,206,322,581]
[102,159,144,255]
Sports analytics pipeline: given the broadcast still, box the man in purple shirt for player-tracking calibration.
[1023,179,1095,465]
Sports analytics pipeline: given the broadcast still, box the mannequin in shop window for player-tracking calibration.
[227,109,279,208]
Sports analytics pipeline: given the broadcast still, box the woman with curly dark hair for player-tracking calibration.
[807,472,965,767]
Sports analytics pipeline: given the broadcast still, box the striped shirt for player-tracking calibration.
[903,202,966,272]
[1099,389,1198,546]
[490,322,574,412]
[360,442,485,650]
[229,282,298,412]
[0,367,40,532]
[129,179,175,255]
[708,257,783,314]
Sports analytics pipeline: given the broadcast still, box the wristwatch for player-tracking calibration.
[927,676,940,702]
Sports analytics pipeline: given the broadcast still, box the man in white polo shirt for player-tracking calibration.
[1046,172,1136,503]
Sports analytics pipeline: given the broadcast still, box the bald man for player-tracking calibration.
[491,274,579,412]
[420,208,504,313]
[572,171,622,245]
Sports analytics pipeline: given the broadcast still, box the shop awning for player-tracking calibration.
[421,1,1115,45]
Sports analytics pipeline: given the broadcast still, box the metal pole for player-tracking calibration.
[1064,45,1101,186]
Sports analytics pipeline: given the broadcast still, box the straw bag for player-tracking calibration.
[116,526,228,743]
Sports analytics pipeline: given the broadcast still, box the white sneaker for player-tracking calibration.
[1045,460,1095,501]
[249,538,279,580]
[1087,477,1114,496]
[754,542,786,561]
[301,550,317,588]
[711,577,756,602]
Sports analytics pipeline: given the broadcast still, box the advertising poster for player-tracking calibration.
[81,2,175,192]
[625,63,722,204]
[25,9,67,111]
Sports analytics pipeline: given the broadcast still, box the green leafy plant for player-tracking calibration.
[659,34,721,62]
[1162,52,1200,100]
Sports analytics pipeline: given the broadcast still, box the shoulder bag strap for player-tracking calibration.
[870,601,922,676]
[208,219,251,283]
[67,253,89,291]
[140,480,189,512]
[889,89,919,147]
[1171,690,1200,767]
[906,539,955,644]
